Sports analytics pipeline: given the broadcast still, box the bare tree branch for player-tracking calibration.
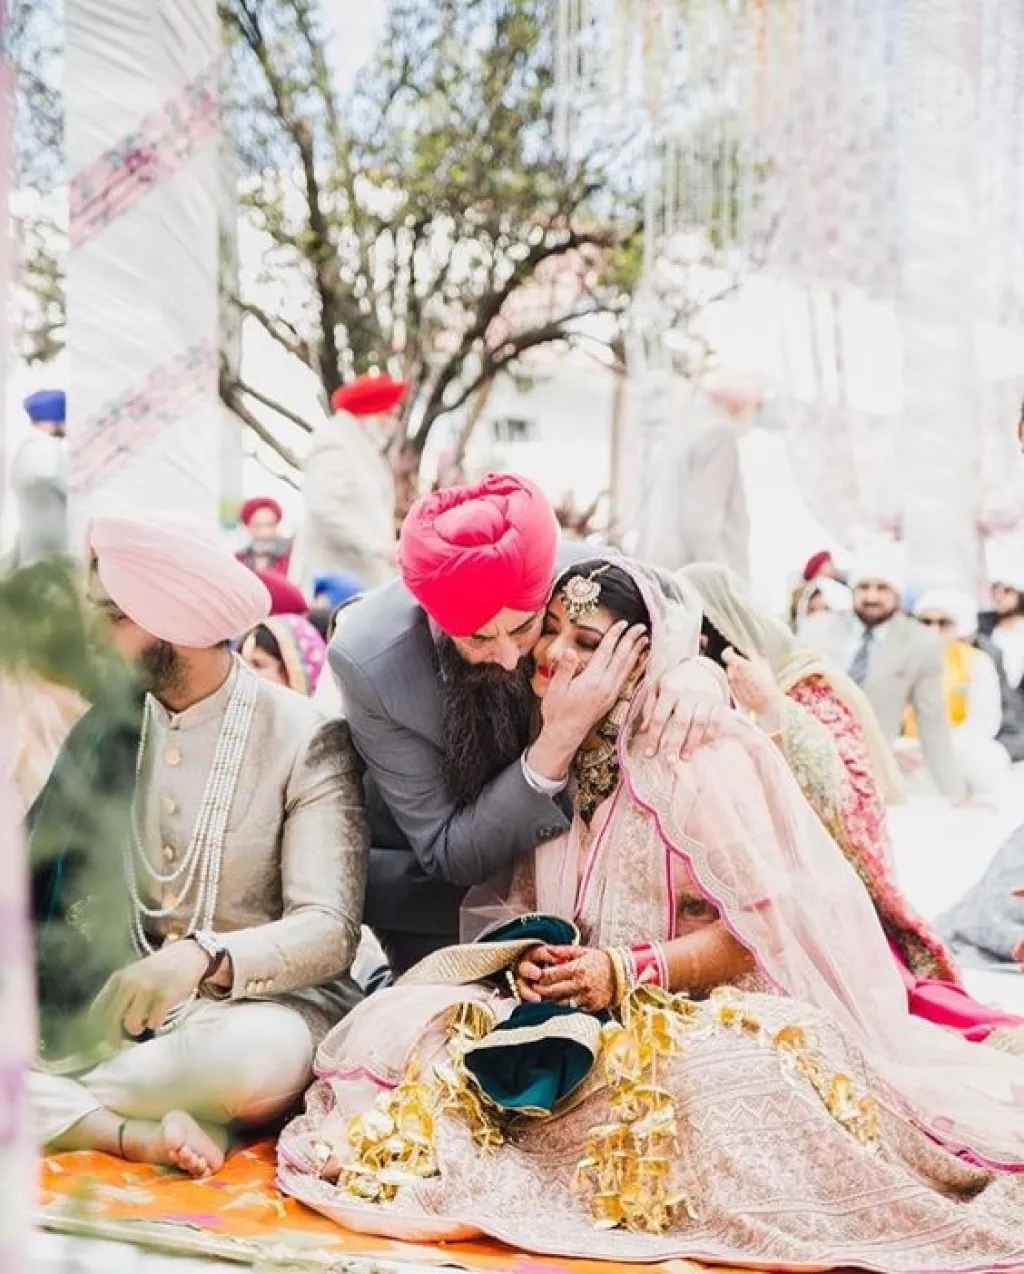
[232,296,315,369]
[234,376,317,434]
[220,369,303,470]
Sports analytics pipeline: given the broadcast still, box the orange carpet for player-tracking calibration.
[38,1139,753,1271]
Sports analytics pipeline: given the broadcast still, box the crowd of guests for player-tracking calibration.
[789,546,1024,802]
[9,462,1024,1270]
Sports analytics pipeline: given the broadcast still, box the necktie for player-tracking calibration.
[849,628,873,686]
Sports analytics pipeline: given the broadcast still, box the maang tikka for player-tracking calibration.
[560,565,611,623]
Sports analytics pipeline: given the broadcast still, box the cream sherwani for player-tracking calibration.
[33,662,369,1143]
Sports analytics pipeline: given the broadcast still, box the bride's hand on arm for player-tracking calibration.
[533,945,617,1012]
[638,656,730,764]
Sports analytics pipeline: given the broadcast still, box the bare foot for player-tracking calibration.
[160,1111,226,1178]
[121,1112,226,1178]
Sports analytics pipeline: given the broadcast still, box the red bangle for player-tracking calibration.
[628,942,667,989]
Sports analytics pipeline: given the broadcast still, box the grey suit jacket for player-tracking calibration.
[329,543,588,969]
[801,611,965,802]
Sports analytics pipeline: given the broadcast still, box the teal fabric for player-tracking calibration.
[463,1002,598,1116]
[480,914,577,948]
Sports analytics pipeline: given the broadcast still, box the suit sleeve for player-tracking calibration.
[911,642,966,802]
[221,721,369,999]
[330,645,569,887]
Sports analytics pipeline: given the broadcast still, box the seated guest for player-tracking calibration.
[241,615,326,697]
[801,545,966,802]
[685,562,1023,1050]
[30,515,368,1177]
[307,573,364,642]
[328,474,726,977]
[280,557,1024,1267]
[791,575,852,635]
[979,569,1024,761]
[255,569,308,618]
[236,497,292,575]
[906,589,1010,796]
[942,821,1024,971]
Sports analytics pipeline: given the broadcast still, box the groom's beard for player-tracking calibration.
[437,637,536,808]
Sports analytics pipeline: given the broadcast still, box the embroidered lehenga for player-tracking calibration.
[279,564,1024,1270]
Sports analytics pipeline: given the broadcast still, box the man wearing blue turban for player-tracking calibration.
[9,389,69,567]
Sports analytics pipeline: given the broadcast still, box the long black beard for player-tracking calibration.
[140,640,185,699]
[437,637,536,807]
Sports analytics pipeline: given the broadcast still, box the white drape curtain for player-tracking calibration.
[556,0,1024,592]
[65,0,221,548]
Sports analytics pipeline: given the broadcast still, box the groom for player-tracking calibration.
[329,473,726,975]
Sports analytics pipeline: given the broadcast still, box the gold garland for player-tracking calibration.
[313,1056,438,1203]
[315,987,880,1227]
[574,988,699,1233]
[434,1002,505,1154]
[313,1001,501,1202]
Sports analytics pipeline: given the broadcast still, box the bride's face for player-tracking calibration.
[531,594,620,698]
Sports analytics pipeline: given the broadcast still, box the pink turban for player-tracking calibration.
[399,473,559,636]
[89,515,271,648]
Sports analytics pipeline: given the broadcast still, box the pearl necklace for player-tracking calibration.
[124,662,258,963]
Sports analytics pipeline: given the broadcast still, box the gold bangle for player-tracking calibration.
[605,947,627,1008]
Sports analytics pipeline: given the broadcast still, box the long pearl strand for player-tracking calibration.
[124,662,258,969]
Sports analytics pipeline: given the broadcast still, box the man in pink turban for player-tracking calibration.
[30,514,369,1179]
[328,473,725,980]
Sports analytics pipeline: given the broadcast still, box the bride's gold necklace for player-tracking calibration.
[574,697,629,824]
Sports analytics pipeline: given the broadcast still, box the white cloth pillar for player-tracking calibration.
[65,0,220,546]
[897,2,982,595]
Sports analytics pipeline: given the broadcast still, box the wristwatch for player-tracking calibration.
[189,929,229,984]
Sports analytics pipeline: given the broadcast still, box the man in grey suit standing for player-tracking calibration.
[801,547,966,803]
[329,474,726,975]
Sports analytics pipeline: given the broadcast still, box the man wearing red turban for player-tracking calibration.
[328,473,725,979]
[294,374,405,595]
[236,495,292,576]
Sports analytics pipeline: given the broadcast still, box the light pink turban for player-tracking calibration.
[89,515,271,648]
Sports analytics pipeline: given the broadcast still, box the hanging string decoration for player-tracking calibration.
[555,1,1024,583]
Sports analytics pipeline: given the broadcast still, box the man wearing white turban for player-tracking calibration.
[908,589,1011,797]
[30,515,368,1178]
[801,546,966,802]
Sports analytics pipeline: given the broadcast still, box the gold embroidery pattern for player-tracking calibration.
[573,986,880,1236]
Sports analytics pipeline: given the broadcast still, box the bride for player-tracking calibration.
[279,557,1024,1270]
